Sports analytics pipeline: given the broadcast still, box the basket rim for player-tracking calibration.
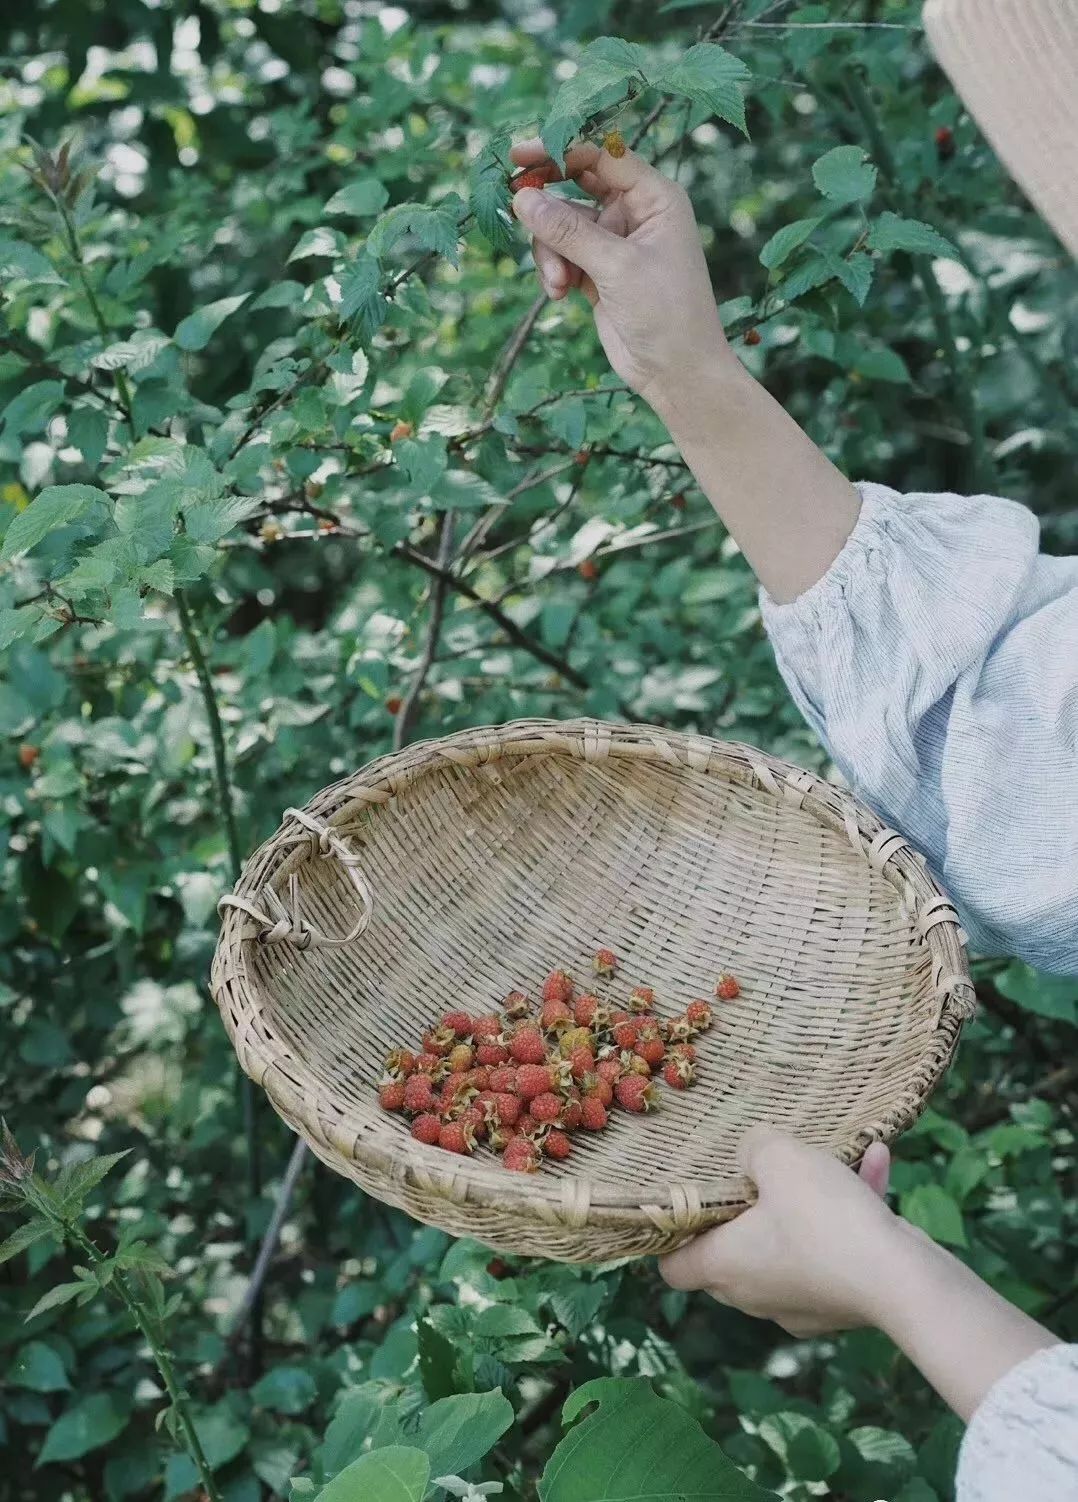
[211,717,974,1239]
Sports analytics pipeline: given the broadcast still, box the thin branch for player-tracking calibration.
[484,291,549,416]
[222,1136,309,1349]
[737,18,921,29]
[394,510,456,749]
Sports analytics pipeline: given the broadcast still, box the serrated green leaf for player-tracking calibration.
[774,253,833,303]
[325,179,390,218]
[830,251,875,306]
[182,494,261,543]
[0,1218,54,1266]
[760,216,823,271]
[867,212,957,259]
[366,200,464,268]
[654,43,750,134]
[174,294,250,353]
[25,1281,90,1324]
[0,238,64,285]
[252,1364,318,1415]
[471,136,515,254]
[54,1150,130,1211]
[812,144,877,204]
[1,379,64,438]
[1,484,108,562]
[338,253,388,331]
[92,332,171,372]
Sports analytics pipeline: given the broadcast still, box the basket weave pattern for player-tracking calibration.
[212,719,974,1262]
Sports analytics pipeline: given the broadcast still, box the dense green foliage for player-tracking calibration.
[1,1,1076,1499]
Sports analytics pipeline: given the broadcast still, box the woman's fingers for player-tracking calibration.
[514,192,622,287]
[858,1142,892,1199]
[532,201,600,298]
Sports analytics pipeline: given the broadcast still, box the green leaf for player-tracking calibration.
[867,212,957,259]
[1,379,64,438]
[654,43,750,134]
[338,253,388,332]
[853,346,912,384]
[900,1184,967,1247]
[325,179,390,217]
[417,1317,459,1401]
[760,1413,840,1482]
[541,1378,773,1500]
[848,1426,917,1471]
[471,136,515,255]
[318,1447,430,1502]
[0,238,64,284]
[289,227,346,262]
[812,145,877,205]
[38,1392,130,1465]
[92,332,171,372]
[760,217,823,271]
[182,494,261,544]
[0,1218,54,1265]
[1,484,107,561]
[174,294,251,352]
[67,406,111,468]
[367,200,464,268]
[251,1364,318,1415]
[7,1340,70,1393]
[54,1150,130,1212]
[774,254,833,303]
[995,962,1078,1025]
[831,251,875,306]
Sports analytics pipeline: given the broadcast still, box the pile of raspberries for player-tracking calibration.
[377,949,740,1173]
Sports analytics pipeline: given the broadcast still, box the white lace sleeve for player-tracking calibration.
[760,481,1078,974]
[957,1344,1078,1501]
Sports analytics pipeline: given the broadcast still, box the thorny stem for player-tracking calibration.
[53,197,135,438]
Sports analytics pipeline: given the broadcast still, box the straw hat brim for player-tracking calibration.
[924,0,1078,259]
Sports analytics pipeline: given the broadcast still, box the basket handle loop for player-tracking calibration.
[218,807,374,951]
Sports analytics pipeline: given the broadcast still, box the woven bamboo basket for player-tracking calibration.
[212,718,974,1263]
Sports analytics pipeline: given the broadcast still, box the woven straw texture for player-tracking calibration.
[212,719,974,1263]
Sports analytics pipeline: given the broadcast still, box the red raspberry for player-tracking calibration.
[517,1112,541,1139]
[580,1097,609,1131]
[670,1043,697,1064]
[663,1057,695,1089]
[423,1024,457,1056]
[447,1043,474,1073]
[563,1097,583,1130]
[545,1129,572,1160]
[439,1121,476,1154]
[378,1081,406,1111]
[715,974,740,1002]
[664,1015,695,1045]
[687,999,714,1029]
[458,1105,487,1140]
[515,1063,553,1101]
[540,998,573,1032]
[583,1073,613,1108]
[935,124,956,159]
[384,1049,416,1079]
[472,1014,503,1041]
[403,1076,435,1113]
[411,1113,442,1145]
[532,1092,563,1124]
[578,559,598,583]
[488,1124,516,1153]
[502,990,531,1020]
[441,1010,474,1037]
[488,1065,517,1094]
[615,1076,657,1113]
[541,970,574,1005]
[510,1026,547,1065]
[504,1137,542,1171]
[476,1041,509,1066]
[593,948,617,979]
[509,166,557,195]
[568,1045,596,1080]
[493,1092,522,1127]
[627,986,655,1014]
[573,994,607,1029]
[635,1037,665,1068]
[612,1020,639,1051]
[414,1052,444,1077]
[596,1057,623,1086]
[743,328,762,347]
[466,1066,491,1091]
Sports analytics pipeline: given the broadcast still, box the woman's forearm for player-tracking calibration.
[649,357,862,605]
[871,1219,1059,1422]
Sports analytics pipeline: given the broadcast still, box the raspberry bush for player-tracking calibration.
[1,2,1075,1500]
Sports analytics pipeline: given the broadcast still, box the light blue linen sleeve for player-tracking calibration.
[956,1344,1078,1502]
[760,482,1078,975]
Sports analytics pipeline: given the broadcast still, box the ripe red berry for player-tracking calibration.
[414,1052,444,1078]
[493,1092,522,1127]
[574,448,592,468]
[573,994,606,1029]
[467,1066,492,1091]
[441,1010,474,1037]
[615,1076,657,1113]
[510,167,553,195]
[935,124,956,159]
[596,1057,623,1086]
[635,1037,665,1068]
[670,492,687,512]
[583,1073,613,1108]
[540,998,573,1032]
[563,1097,583,1130]
[715,974,740,1002]
[385,695,403,714]
[578,559,598,582]
[384,1048,416,1079]
[502,990,531,1020]
[744,328,762,347]
[532,1092,563,1124]
[663,1057,695,1089]
[411,1113,442,1145]
[402,1075,435,1113]
[378,1081,406,1111]
[17,744,40,771]
[439,1121,476,1154]
[687,998,714,1029]
[472,1014,503,1041]
[669,1042,697,1064]
[612,1020,639,1051]
[504,1137,541,1172]
[487,1257,511,1278]
[517,1112,542,1139]
[488,1065,517,1093]
[603,128,627,159]
[476,1041,509,1067]
[423,1024,457,1056]
[569,1045,596,1080]
[515,1063,553,1100]
[545,1129,572,1160]
[510,1027,547,1065]
[542,970,574,1005]
[627,986,655,1014]
[580,1096,609,1131]
[593,948,617,978]
[389,420,414,443]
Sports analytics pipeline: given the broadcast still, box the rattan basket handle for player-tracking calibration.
[218,807,374,951]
